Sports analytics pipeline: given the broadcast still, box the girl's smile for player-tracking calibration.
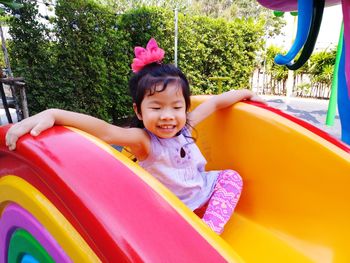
[135,82,187,138]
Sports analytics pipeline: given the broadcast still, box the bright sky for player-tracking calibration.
[317,4,343,49]
[268,4,343,51]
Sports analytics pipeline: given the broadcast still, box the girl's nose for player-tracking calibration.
[160,109,174,120]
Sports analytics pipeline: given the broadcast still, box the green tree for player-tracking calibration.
[177,15,264,93]
[231,0,285,37]
[9,3,264,121]
[191,0,232,18]
[308,49,336,97]
[265,45,288,80]
[309,49,336,85]
[99,0,285,38]
[97,0,191,13]
[264,45,288,94]
[0,0,22,73]
[262,45,336,97]
[0,0,21,10]
[9,0,132,122]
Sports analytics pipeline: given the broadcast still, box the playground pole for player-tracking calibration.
[174,8,178,67]
[326,23,344,126]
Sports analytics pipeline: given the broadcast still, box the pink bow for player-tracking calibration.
[131,38,165,73]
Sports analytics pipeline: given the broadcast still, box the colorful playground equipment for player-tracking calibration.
[1,0,350,262]
[1,95,350,262]
[258,0,350,145]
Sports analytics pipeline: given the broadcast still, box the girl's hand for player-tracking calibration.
[5,109,55,151]
[249,93,267,105]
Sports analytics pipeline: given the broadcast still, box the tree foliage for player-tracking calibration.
[263,44,336,97]
[0,0,22,12]
[10,0,131,122]
[178,15,264,93]
[308,49,336,86]
[97,0,191,13]
[101,0,285,38]
[9,0,264,121]
[265,45,288,82]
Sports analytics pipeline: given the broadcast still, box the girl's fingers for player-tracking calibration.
[8,141,17,151]
[5,112,54,150]
[31,121,53,136]
[5,130,19,151]
[6,122,38,150]
[257,98,267,104]
[30,126,42,136]
[251,95,267,105]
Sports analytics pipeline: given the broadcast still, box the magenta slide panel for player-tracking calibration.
[257,0,339,11]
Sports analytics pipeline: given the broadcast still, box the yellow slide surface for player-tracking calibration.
[191,96,350,262]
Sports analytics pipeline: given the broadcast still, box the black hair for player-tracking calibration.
[129,63,191,128]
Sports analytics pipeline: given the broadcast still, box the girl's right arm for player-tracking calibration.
[5,109,150,159]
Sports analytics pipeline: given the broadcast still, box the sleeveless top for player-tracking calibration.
[138,128,219,210]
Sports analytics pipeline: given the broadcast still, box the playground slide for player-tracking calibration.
[1,95,350,262]
[192,96,350,262]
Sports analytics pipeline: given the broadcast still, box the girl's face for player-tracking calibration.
[134,82,187,138]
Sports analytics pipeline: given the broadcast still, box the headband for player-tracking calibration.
[131,38,165,73]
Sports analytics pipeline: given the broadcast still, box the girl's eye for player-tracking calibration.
[151,107,161,110]
[174,106,183,110]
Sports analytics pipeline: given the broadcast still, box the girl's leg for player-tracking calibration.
[202,170,243,234]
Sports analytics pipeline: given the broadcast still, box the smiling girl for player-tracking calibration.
[6,38,264,234]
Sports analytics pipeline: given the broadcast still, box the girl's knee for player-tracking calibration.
[221,169,243,185]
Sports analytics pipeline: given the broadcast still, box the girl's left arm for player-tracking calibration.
[188,89,265,127]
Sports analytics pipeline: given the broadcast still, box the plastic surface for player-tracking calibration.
[261,0,350,144]
[0,176,100,262]
[286,0,325,70]
[1,96,350,261]
[0,203,71,263]
[274,0,313,66]
[0,127,239,262]
[326,23,343,126]
[257,0,339,11]
[21,255,39,263]
[8,229,54,263]
[342,0,350,97]
[191,96,350,262]
[337,38,350,144]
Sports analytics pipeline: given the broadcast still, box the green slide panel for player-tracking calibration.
[8,229,54,263]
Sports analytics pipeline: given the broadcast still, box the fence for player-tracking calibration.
[251,68,331,99]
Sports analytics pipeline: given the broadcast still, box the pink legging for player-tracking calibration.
[202,170,243,234]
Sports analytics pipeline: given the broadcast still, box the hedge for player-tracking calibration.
[9,0,264,122]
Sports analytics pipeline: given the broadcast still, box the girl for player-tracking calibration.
[6,38,265,234]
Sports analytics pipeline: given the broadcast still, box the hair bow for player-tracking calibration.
[131,38,165,73]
